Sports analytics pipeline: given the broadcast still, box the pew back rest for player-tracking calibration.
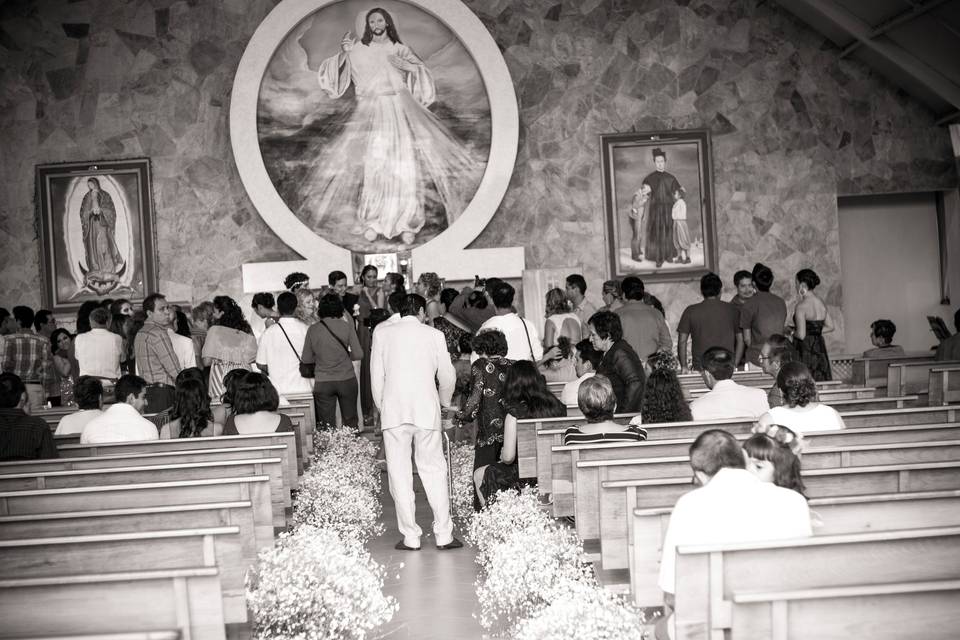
[930,366,960,406]
[888,360,960,396]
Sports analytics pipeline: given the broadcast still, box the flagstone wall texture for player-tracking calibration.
[0,0,956,351]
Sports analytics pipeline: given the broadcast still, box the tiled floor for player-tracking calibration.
[370,473,485,640]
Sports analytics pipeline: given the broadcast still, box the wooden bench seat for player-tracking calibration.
[673,526,960,640]
[24,632,182,640]
[0,458,287,527]
[0,568,225,640]
[930,366,960,406]
[888,359,960,396]
[0,475,273,545]
[56,432,299,489]
[631,489,960,606]
[0,527,246,623]
[598,459,960,572]
[729,579,960,640]
[850,352,936,386]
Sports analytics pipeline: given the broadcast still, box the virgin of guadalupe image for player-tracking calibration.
[300,6,484,246]
[78,177,125,290]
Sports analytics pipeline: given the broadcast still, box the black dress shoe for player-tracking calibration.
[395,540,420,551]
[436,538,463,550]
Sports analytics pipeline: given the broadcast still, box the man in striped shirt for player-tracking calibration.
[1,306,53,411]
[133,293,181,412]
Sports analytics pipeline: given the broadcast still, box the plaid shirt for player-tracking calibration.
[134,320,181,386]
[2,331,52,388]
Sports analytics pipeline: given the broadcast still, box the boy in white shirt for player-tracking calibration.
[81,375,159,444]
[671,187,690,265]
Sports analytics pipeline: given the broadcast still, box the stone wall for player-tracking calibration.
[1,0,956,353]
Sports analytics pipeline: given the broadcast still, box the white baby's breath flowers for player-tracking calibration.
[448,441,477,538]
[512,584,646,640]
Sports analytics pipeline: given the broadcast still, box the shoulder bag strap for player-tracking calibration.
[519,317,535,361]
[274,322,302,364]
[319,320,351,357]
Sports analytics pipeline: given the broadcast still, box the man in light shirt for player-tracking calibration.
[690,346,769,421]
[561,339,602,407]
[257,292,312,396]
[566,274,598,326]
[81,374,158,444]
[55,376,105,436]
[474,282,543,363]
[657,430,811,637]
[75,307,124,380]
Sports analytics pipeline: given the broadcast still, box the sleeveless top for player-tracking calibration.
[545,313,581,342]
[222,412,294,435]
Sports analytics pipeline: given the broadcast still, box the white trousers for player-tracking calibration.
[382,424,453,548]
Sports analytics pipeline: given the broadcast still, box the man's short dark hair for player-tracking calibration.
[752,264,774,292]
[0,372,25,408]
[284,272,309,291]
[652,147,666,160]
[277,292,298,316]
[251,292,275,310]
[33,310,54,331]
[621,276,645,301]
[89,307,110,326]
[317,293,344,319]
[588,310,623,342]
[689,429,745,477]
[115,374,147,404]
[702,346,735,380]
[472,329,508,357]
[388,291,406,314]
[490,282,515,309]
[400,293,426,317]
[12,305,34,329]
[870,319,896,345]
[700,273,722,298]
[765,334,797,365]
[74,376,104,410]
[733,270,752,287]
[575,339,603,370]
[327,270,347,286]
[565,274,587,296]
[142,293,166,313]
[0,308,9,325]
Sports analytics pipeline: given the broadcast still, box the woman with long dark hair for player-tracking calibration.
[301,293,363,429]
[743,425,806,498]
[202,296,257,400]
[161,377,219,439]
[473,360,565,507]
[639,367,692,424]
[49,328,79,406]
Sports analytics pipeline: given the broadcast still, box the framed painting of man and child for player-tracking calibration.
[600,129,718,282]
[35,158,158,312]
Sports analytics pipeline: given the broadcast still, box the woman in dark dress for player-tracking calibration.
[472,360,566,507]
[793,269,834,381]
[432,287,472,361]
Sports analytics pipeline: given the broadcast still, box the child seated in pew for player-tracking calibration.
[562,375,646,445]
[222,372,295,435]
[757,361,844,434]
[655,429,812,640]
[743,424,806,498]
[159,377,222,439]
[54,376,104,436]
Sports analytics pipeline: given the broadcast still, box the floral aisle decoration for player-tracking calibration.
[246,525,397,639]
[470,488,645,638]
[448,440,476,538]
[292,427,385,544]
[247,427,397,638]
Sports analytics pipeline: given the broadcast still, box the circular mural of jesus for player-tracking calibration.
[257,0,492,253]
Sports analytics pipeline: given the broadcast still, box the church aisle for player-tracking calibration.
[370,473,484,640]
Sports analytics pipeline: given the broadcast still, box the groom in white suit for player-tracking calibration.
[371,293,460,550]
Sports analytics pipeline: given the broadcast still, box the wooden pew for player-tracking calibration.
[0,527,247,623]
[728,579,960,640]
[0,443,293,499]
[27,633,182,640]
[0,568,225,639]
[850,351,937,386]
[888,359,960,396]
[0,458,287,527]
[631,489,960,606]
[599,460,960,575]
[56,432,299,489]
[0,475,273,544]
[930,366,960,406]
[673,526,960,640]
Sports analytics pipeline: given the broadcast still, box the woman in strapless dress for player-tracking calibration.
[793,268,834,381]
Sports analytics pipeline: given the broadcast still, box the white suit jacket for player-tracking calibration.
[370,316,455,431]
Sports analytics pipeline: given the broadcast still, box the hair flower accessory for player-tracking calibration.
[751,422,805,455]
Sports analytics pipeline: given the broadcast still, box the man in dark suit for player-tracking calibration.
[587,311,645,413]
[329,270,360,320]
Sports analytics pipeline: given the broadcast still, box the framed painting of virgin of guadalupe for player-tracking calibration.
[600,129,718,283]
[35,158,158,313]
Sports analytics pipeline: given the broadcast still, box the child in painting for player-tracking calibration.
[672,186,691,265]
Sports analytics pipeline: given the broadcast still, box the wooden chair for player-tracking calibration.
[631,488,960,606]
[672,526,960,640]
[0,527,246,623]
[0,458,287,527]
[0,568,225,640]
[0,475,274,545]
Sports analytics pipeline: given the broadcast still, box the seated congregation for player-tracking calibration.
[1,262,958,639]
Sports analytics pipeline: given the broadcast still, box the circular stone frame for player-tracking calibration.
[230,0,518,264]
